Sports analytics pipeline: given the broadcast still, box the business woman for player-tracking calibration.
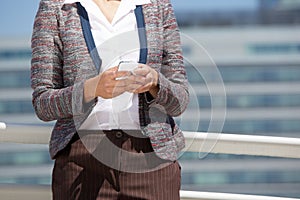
[31,0,189,199]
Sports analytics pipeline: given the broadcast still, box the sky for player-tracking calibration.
[171,0,258,12]
[0,0,258,37]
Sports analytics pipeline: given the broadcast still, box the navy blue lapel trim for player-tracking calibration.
[77,3,148,73]
[134,5,148,64]
[77,2,102,73]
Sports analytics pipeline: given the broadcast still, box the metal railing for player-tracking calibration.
[180,191,299,200]
[1,123,300,200]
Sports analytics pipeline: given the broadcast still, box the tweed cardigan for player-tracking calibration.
[31,0,189,160]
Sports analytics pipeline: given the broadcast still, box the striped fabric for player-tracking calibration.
[31,0,189,161]
[52,130,181,199]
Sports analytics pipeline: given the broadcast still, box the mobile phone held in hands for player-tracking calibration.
[116,61,139,80]
[118,61,139,72]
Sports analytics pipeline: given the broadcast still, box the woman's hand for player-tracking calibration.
[131,64,159,98]
[84,67,126,101]
[84,66,148,102]
[84,64,159,102]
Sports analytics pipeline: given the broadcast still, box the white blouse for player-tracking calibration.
[63,0,151,130]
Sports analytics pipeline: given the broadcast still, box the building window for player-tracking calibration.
[0,49,31,60]
[186,65,300,83]
[0,70,30,88]
[0,100,33,114]
[248,43,300,54]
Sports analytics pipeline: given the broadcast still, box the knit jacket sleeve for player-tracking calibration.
[31,0,93,122]
[154,0,189,117]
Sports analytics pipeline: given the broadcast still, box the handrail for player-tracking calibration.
[0,124,51,144]
[184,132,300,159]
[1,123,300,200]
[180,191,300,200]
[1,124,300,159]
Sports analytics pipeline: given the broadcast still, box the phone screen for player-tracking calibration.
[118,61,138,71]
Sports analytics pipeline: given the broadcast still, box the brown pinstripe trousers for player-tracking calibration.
[52,130,181,200]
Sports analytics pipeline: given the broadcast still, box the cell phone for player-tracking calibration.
[116,61,139,80]
[118,61,138,72]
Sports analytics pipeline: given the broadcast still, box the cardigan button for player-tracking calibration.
[115,132,123,139]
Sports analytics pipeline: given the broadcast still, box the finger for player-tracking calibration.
[105,66,118,76]
[133,64,151,75]
[133,88,148,94]
[137,63,148,68]
[140,73,154,86]
[115,74,146,87]
[114,79,129,87]
[108,66,118,71]
[132,68,151,76]
[101,67,118,80]
[114,71,132,79]
[127,74,146,84]
[132,68,149,77]
[134,83,152,94]
[110,83,129,96]
[126,83,145,93]
[98,84,124,99]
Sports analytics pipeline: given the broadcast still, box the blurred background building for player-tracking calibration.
[0,0,300,198]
